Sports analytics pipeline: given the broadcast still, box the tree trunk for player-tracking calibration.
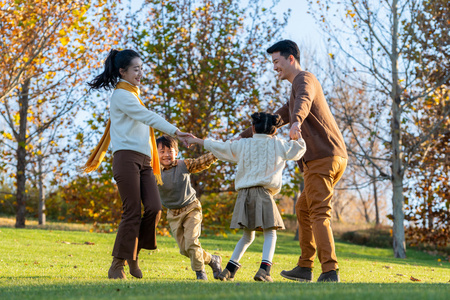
[372,166,380,225]
[363,202,371,223]
[38,151,46,225]
[390,0,406,258]
[334,209,343,222]
[294,180,304,241]
[15,78,30,228]
[427,195,433,231]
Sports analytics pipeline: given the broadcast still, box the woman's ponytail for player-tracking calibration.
[88,49,140,91]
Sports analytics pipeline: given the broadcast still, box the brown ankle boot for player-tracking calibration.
[108,257,126,279]
[126,258,143,278]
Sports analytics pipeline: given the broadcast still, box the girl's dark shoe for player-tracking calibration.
[280,266,312,282]
[317,270,340,282]
[254,268,273,282]
[218,262,241,281]
[126,258,143,278]
[218,269,234,281]
[108,257,127,279]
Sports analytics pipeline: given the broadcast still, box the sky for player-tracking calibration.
[272,0,322,47]
[128,0,324,50]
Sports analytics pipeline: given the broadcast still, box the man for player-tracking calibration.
[240,40,347,282]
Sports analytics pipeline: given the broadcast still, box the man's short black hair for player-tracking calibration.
[156,135,178,150]
[266,40,300,63]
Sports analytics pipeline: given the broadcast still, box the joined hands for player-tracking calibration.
[175,130,195,147]
[175,130,204,147]
[185,135,204,146]
[289,122,302,140]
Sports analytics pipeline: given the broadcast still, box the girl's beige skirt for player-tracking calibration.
[230,186,285,230]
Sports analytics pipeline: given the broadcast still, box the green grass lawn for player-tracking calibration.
[0,226,449,299]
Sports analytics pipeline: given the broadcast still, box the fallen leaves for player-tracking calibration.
[410,276,421,282]
[58,241,95,245]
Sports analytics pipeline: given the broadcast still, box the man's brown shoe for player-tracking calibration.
[280,266,312,282]
[317,270,340,282]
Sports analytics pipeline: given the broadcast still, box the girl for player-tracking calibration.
[83,49,192,279]
[187,112,306,282]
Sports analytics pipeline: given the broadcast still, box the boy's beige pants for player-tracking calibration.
[167,199,212,271]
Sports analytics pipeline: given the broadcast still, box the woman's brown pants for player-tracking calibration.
[112,150,162,260]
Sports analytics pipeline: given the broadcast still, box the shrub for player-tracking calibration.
[340,227,392,248]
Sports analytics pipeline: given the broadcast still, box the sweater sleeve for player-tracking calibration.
[291,73,316,125]
[278,137,307,161]
[113,89,178,136]
[184,152,218,173]
[274,102,291,126]
[203,139,239,163]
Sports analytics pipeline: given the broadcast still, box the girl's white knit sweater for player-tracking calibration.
[109,80,178,156]
[204,134,306,195]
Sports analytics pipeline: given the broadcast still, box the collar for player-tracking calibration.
[252,133,274,139]
[161,159,179,171]
[119,78,140,91]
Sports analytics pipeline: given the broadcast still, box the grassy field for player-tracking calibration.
[0,223,449,300]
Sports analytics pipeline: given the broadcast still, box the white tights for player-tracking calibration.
[230,228,277,263]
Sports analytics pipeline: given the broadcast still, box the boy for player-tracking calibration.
[156,135,222,280]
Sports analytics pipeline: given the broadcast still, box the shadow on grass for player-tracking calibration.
[200,231,449,271]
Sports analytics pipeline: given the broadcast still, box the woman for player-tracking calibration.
[84,49,192,279]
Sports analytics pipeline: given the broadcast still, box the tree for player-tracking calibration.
[0,0,121,228]
[309,0,450,258]
[65,0,290,231]
[402,0,450,248]
[326,75,389,225]
[131,0,289,196]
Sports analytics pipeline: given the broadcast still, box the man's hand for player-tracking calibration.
[289,122,302,140]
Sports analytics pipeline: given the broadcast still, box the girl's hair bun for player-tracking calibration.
[251,112,282,135]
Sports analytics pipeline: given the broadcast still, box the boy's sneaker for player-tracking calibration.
[254,268,273,282]
[196,270,208,280]
[280,266,312,282]
[317,270,340,282]
[208,255,222,279]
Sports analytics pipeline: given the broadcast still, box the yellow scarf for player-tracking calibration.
[82,81,163,185]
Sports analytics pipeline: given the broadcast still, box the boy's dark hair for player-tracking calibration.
[266,40,300,64]
[88,49,141,91]
[251,112,283,135]
[156,135,178,150]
